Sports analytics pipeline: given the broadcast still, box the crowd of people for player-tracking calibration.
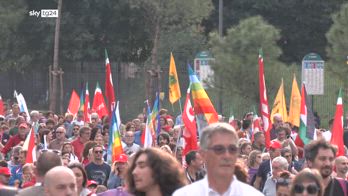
[0,103,347,196]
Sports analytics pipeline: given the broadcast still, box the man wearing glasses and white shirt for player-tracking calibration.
[173,123,263,196]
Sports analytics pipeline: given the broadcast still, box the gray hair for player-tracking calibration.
[272,156,289,170]
[199,123,238,150]
[30,110,39,116]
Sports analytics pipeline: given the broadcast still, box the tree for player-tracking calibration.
[208,16,288,113]
[326,3,348,88]
[0,0,28,72]
[128,0,213,104]
[204,0,345,64]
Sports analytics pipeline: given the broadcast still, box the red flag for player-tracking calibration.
[331,89,344,156]
[84,82,91,122]
[92,82,108,118]
[0,96,4,115]
[67,89,80,116]
[105,49,116,116]
[25,128,36,163]
[258,49,272,148]
[182,86,198,156]
[252,115,262,142]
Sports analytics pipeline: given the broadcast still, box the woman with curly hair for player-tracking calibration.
[247,150,262,184]
[127,148,187,196]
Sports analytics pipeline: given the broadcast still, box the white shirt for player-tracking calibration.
[173,175,264,196]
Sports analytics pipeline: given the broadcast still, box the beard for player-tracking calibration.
[320,166,333,178]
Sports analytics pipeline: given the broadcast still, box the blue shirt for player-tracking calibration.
[9,165,22,186]
[134,130,142,145]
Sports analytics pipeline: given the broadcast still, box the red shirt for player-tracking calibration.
[71,137,84,161]
[2,134,25,155]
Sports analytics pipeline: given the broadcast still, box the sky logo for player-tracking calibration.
[29,9,58,18]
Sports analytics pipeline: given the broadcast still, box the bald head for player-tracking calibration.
[44,166,77,196]
[335,156,348,164]
[335,156,348,178]
[56,126,66,140]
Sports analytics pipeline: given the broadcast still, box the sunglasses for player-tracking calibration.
[94,151,103,154]
[294,184,319,194]
[207,145,238,155]
[276,178,291,186]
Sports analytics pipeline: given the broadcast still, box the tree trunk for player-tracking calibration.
[59,68,64,114]
[49,0,62,113]
[147,19,160,107]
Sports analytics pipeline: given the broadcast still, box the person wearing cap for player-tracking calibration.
[253,140,282,191]
[0,167,11,185]
[107,153,128,189]
[1,122,28,156]
[87,180,98,194]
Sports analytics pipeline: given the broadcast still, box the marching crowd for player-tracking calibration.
[0,103,347,196]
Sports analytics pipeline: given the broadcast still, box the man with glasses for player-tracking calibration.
[122,131,141,156]
[48,127,69,150]
[71,126,91,161]
[174,123,262,195]
[305,139,348,196]
[85,145,111,186]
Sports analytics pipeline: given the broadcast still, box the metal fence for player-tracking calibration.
[0,62,343,128]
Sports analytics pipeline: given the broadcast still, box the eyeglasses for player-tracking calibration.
[207,145,238,155]
[56,131,64,134]
[294,184,319,194]
[73,128,79,130]
[94,151,103,154]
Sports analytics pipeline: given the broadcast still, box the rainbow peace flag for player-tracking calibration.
[188,65,218,130]
[107,102,123,163]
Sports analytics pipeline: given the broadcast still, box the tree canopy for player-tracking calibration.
[326,2,348,88]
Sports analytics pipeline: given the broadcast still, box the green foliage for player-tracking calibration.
[204,0,345,63]
[0,0,28,72]
[326,2,348,88]
[129,0,213,66]
[208,16,288,111]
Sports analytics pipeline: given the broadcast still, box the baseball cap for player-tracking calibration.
[269,141,282,149]
[115,153,128,163]
[19,123,28,129]
[0,167,11,176]
[87,180,98,187]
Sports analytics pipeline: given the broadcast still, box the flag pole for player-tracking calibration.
[174,93,184,156]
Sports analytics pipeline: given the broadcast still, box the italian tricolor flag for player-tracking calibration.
[331,89,344,156]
